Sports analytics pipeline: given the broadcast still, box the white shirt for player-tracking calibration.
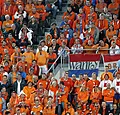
[113,78,120,94]
[99,80,113,92]
[17,80,21,95]
[109,45,120,55]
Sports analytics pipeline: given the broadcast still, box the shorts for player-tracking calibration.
[114,93,120,100]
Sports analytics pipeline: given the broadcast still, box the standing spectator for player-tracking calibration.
[50,39,60,55]
[112,71,120,105]
[35,45,49,75]
[48,47,57,70]
[103,83,114,110]
[50,22,60,39]
[83,0,91,16]
[101,65,114,81]
[110,104,120,115]
[98,102,110,115]
[0,92,6,114]
[13,72,26,95]
[99,73,113,92]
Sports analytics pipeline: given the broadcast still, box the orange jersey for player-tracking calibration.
[103,89,114,102]
[87,80,100,92]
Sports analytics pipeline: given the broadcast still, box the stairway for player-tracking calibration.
[33,1,68,50]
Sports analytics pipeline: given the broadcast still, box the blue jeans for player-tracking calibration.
[46,5,57,18]
[106,102,113,110]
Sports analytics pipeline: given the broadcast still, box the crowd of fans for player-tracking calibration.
[0,0,120,114]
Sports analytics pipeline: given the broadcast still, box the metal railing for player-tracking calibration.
[46,48,120,74]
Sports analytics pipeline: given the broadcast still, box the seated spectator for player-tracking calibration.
[1,0,13,21]
[69,32,82,48]
[14,5,27,20]
[92,40,109,54]
[62,4,75,24]
[110,14,120,31]
[45,0,57,19]
[83,0,91,16]
[95,0,107,14]
[50,22,60,39]
[106,25,117,45]
[78,8,86,21]
[35,0,48,22]
[108,0,119,15]
[95,13,108,40]
[103,7,112,24]
[86,6,97,23]
[84,39,94,54]
[72,14,85,32]
[25,0,33,14]
[69,0,79,14]
[101,65,114,81]
[71,39,83,54]
[2,15,13,37]
[57,32,68,46]
[29,7,40,21]
[109,41,120,55]
[83,33,94,46]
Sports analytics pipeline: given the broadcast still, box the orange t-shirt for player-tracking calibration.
[23,51,35,64]
[35,51,49,66]
[57,38,68,46]
[110,20,120,30]
[31,105,43,115]
[2,20,13,32]
[106,29,117,40]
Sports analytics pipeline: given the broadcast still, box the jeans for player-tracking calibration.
[46,5,57,18]
[106,102,113,110]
